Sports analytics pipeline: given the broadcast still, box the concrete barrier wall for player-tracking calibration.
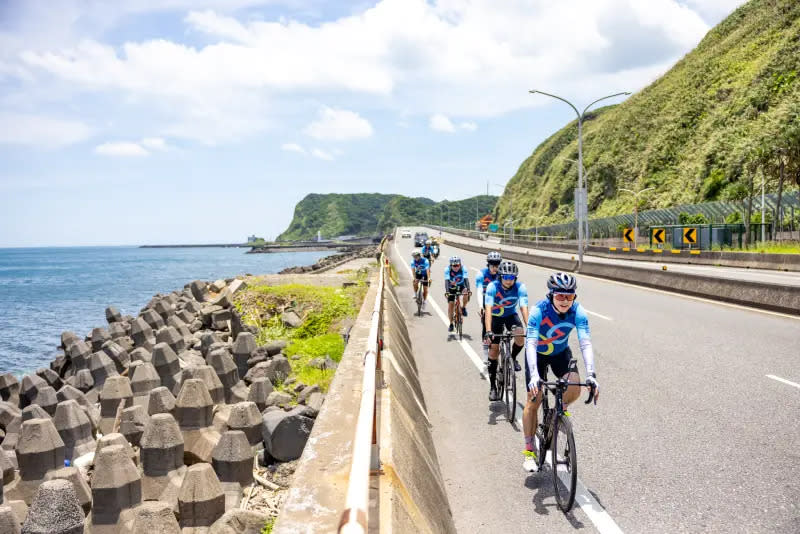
[444,236,800,316]
[377,280,457,534]
[425,225,800,272]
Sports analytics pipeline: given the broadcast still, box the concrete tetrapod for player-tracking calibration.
[0,505,21,534]
[151,343,181,394]
[119,405,149,447]
[130,317,156,350]
[90,443,142,529]
[130,501,180,534]
[156,326,185,354]
[53,399,96,460]
[180,365,225,405]
[230,333,256,383]
[10,418,65,505]
[56,385,101,432]
[21,479,83,534]
[0,373,20,405]
[261,407,314,462]
[147,386,176,416]
[98,376,133,435]
[208,509,268,534]
[212,430,253,509]
[225,402,263,448]
[88,352,119,391]
[44,466,92,514]
[245,378,273,412]
[178,463,226,531]
[140,413,186,512]
[175,379,221,464]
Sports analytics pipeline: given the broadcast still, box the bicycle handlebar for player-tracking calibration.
[538,379,596,405]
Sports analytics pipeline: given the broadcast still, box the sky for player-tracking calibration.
[0,0,747,246]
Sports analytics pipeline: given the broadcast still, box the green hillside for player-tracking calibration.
[277,193,399,241]
[500,0,800,228]
[278,193,497,240]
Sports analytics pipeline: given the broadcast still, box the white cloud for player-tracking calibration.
[430,114,477,133]
[4,0,720,142]
[430,113,455,133]
[281,143,306,154]
[0,113,91,147]
[94,141,149,156]
[311,148,334,161]
[304,107,373,141]
[140,137,168,150]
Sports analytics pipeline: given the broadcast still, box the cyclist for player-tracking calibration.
[421,239,436,265]
[444,256,470,332]
[521,272,599,471]
[474,251,502,346]
[483,261,528,402]
[431,238,441,260]
[410,251,431,311]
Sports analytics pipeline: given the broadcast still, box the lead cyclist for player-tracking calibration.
[521,272,600,471]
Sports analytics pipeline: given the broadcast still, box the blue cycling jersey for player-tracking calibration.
[525,299,590,356]
[410,257,430,274]
[475,267,499,299]
[484,280,528,318]
[444,266,468,288]
[420,245,434,257]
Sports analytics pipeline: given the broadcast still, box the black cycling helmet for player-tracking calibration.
[547,272,576,294]
[498,261,518,277]
[412,250,421,258]
[486,251,502,266]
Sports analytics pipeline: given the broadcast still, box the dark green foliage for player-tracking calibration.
[725,211,743,223]
[678,212,710,224]
[278,193,497,240]
[501,0,800,227]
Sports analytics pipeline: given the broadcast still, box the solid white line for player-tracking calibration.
[396,241,623,534]
[766,374,800,389]
[448,235,800,321]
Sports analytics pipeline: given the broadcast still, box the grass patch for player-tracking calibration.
[283,334,345,392]
[261,517,275,534]
[709,241,800,254]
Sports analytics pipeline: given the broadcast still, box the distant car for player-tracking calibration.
[414,232,429,247]
[401,230,412,238]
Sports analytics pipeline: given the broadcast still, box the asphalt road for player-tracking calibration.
[438,231,800,287]
[392,228,800,534]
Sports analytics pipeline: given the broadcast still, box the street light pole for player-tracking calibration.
[619,186,654,248]
[529,90,631,269]
[761,170,766,242]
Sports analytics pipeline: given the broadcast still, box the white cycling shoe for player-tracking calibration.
[523,450,538,472]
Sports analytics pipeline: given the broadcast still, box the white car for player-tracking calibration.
[400,230,412,238]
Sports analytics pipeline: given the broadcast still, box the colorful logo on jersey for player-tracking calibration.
[491,289,518,316]
[537,316,574,355]
[449,269,465,285]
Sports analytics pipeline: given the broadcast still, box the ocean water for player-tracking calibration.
[0,246,333,376]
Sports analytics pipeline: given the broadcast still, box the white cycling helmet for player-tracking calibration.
[547,272,576,294]
[449,256,462,266]
[487,251,502,265]
[498,261,518,277]
[425,239,432,245]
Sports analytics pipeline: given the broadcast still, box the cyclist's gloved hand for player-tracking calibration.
[482,333,493,346]
[585,373,599,404]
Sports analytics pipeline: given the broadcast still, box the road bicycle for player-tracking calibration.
[534,360,596,513]
[492,329,517,422]
[445,285,466,340]
[414,273,428,316]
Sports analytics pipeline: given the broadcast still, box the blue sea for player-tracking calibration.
[0,246,333,376]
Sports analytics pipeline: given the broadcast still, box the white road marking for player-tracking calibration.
[470,267,613,321]
[448,235,800,322]
[766,374,800,389]
[395,240,623,534]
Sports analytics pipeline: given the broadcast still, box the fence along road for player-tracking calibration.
[392,229,800,534]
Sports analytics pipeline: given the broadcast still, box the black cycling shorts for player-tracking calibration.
[490,314,523,337]
[526,346,578,387]
[414,272,429,286]
[446,285,469,302]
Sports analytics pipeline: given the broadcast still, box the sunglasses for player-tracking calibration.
[501,274,517,281]
[554,293,576,302]
[452,264,461,268]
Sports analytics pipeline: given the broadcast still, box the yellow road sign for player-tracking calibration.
[623,228,634,242]
[652,228,665,244]
[683,227,697,244]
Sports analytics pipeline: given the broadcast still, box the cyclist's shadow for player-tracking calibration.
[486,401,519,430]
[525,470,586,528]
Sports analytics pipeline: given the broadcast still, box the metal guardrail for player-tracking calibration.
[338,242,387,534]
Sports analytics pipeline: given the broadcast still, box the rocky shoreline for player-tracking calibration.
[0,270,343,533]
[278,244,379,274]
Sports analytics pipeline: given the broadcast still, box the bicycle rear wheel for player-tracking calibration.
[551,415,577,513]
[416,285,423,316]
[504,348,516,421]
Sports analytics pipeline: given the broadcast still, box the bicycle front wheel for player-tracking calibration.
[551,415,578,513]
[504,350,516,422]
[416,286,423,316]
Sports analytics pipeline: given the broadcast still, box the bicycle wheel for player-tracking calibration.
[416,285,423,316]
[504,348,516,421]
[551,415,578,513]
[495,345,506,401]
[457,303,463,341]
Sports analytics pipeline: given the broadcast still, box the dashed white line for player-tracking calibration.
[396,240,623,534]
[766,374,800,389]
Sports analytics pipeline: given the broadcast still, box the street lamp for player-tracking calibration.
[619,186,654,248]
[529,89,631,269]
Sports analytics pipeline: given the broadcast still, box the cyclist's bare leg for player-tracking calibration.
[562,371,581,406]
[523,388,543,441]
[413,279,419,293]
[461,291,470,308]
[447,298,454,320]
[512,325,524,349]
